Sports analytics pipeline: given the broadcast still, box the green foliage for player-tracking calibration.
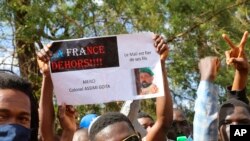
[140,99,156,119]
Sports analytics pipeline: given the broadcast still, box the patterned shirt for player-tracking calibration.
[193,81,219,141]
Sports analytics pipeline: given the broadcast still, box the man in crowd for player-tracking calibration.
[137,112,155,132]
[167,108,192,141]
[0,71,39,141]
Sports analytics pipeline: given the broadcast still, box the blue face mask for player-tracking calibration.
[0,124,31,141]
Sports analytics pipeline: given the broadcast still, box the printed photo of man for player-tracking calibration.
[138,67,158,95]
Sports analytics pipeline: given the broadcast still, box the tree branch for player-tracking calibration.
[166,0,248,43]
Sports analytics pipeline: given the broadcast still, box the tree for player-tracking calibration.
[165,0,250,106]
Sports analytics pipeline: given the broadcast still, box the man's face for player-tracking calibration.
[94,121,140,141]
[137,117,154,132]
[139,72,153,88]
[167,110,190,140]
[219,106,250,141]
[0,89,31,128]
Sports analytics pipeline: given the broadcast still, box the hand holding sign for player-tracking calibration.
[37,45,53,76]
[46,32,164,105]
[222,31,249,71]
[153,34,169,61]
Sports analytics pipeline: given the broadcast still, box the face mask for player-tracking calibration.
[0,124,31,141]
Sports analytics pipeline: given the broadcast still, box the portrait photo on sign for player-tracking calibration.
[134,67,158,95]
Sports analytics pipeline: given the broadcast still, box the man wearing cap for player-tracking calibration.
[139,67,158,95]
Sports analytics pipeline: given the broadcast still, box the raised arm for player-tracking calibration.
[145,34,173,141]
[58,104,77,141]
[223,31,248,90]
[120,100,147,137]
[37,45,77,141]
[193,56,220,141]
[37,45,55,141]
[222,31,249,103]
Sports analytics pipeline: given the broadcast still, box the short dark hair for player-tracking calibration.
[137,112,154,121]
[89,112,135,141]
[218,98,250,128]
[0,72,39,141]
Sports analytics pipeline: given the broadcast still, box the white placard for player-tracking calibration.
[49,32,164,105]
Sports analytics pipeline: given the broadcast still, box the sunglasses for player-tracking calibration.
[122,134,141,141]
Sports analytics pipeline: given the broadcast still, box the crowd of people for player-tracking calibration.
[0,31,250,141]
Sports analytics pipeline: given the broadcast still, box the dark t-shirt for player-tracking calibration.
[227,86,249,104]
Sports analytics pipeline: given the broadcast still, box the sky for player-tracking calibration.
[0,22,19,74]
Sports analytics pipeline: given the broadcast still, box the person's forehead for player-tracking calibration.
[234,106,250,113]
[173,110,186,120]
[95,121,135,141]
[225,106,250,119]
[0,89,31,111]
[138,117,154,124]
[73,129,89,141]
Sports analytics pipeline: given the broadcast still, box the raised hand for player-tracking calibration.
[36,45,53,76]
[199,56,220,81]
[153,34,169,61]
[58,104,77,141]
[222,31,249,71]
[58,104,77,132]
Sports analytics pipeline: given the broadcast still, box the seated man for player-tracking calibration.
[0,72,39,141]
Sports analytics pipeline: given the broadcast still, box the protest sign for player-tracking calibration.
[49,32,164,105]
